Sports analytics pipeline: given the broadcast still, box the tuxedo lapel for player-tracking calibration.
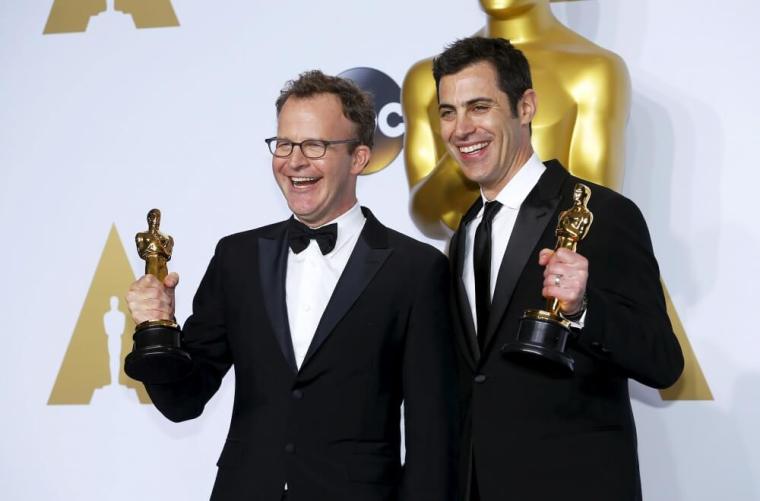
[258,222,298,373]
[300,208,392,370]
[482,161,568,354]
[451,199,482,368]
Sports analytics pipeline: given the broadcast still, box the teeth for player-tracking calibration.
[459,142,488,154]
[291,176,321,187]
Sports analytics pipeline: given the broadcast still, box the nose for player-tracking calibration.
[286,144,309,170]
[453,113,475,140]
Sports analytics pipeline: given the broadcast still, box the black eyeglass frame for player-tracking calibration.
[264,137,360,159]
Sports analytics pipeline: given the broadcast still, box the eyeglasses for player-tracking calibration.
[264,137,360,159]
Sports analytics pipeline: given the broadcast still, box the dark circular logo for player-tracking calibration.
[339,67,404,175]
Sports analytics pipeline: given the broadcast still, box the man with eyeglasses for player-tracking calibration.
[126,70,458,501]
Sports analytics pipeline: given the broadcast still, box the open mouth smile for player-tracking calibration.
[458,141,489,155]
[290,176,321,187]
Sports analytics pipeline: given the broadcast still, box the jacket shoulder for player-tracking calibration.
[387,227,444,257]
[219,221,285,243]
[213,220,287,254]
[566,174,642,218]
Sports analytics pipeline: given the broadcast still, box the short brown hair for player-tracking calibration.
[275,70,376,151]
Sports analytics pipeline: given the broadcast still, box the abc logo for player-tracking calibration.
[339,67,404,175]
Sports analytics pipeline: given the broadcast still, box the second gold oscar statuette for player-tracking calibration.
[501,184,593,374]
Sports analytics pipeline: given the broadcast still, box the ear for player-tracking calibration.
[517,89,537,125]
[350,145,371,175]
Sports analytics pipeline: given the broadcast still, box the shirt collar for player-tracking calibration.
[294,202,365,255]
[482,153,546,210]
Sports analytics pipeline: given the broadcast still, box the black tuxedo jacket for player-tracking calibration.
[450,161,684,501]
[146,208,458,501]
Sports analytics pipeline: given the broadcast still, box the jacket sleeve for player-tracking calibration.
[576,195,684,389]
[399,251,460,501]
[144,240,233,422]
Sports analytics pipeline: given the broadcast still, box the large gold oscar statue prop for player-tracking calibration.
[402,0,630,238]
[502,184,592,373]
[124,209,192,384]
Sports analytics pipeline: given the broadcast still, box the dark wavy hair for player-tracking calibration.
[433,37,532,116]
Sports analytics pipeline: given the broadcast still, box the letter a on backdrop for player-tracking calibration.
[48,224,150,405]
[43,0,179,34]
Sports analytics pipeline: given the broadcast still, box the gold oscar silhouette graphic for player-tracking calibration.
[401,0,711,399]
[44,0,179,34]
[48,225,150,405]
[124,209,192,384]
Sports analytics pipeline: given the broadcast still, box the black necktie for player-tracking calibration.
[474,200,502,350]
[287,219,338,255]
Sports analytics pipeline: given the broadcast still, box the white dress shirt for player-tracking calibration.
[463,154,546,333]
[285,202,366,369]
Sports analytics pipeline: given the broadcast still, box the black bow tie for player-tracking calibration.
[287,218,338,255]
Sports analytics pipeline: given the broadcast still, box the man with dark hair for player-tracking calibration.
[433,37,684,501]
[127,70,458,501]
[432,36,531,117]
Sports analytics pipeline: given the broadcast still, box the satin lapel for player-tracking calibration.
[258,224,297,373]
[482,162,567,354]
[300,208,392,370]
[451,200,482,368]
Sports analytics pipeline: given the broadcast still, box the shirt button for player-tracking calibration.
[304,304,311,311]
[292,389,303,400]
[474,374,487,384]
[284,443,295,454]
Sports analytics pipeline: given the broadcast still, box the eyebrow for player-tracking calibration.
[438,97,497,110]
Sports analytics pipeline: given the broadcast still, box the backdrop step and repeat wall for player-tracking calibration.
[1,1,758,500]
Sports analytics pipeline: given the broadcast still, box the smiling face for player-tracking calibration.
[273,93,370,228]
[438,61,536,199]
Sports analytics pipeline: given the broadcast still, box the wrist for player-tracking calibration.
[562,294,587,321]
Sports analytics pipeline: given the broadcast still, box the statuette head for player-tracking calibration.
[147,208,161,232]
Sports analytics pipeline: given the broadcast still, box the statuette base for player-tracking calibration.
[501,311,574,374]
[124,322,192,384]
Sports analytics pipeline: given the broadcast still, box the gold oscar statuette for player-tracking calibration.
[502,184,593,373]
[124,209,192,384]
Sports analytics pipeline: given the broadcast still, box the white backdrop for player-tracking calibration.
[1,1,758,499]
